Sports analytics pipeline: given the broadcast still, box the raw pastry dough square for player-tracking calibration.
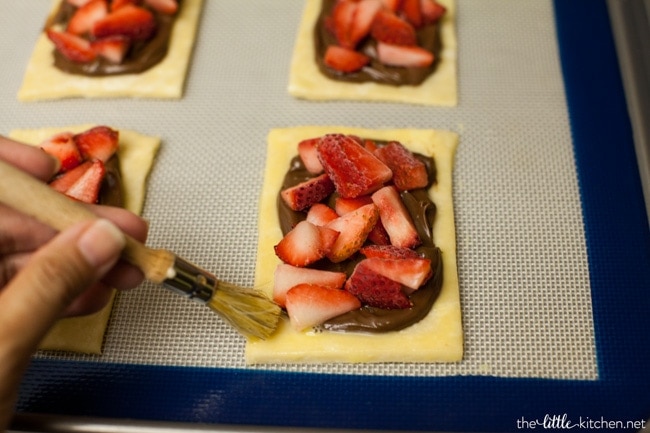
[10,125,160,354]
[246,126,462,364]
[288,0,457,106]
[17,0,203,101]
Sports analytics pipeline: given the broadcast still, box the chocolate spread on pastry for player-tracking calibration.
[47,2,176,76]
[100,156,124,207]
[314,0,442,86]
[277,142,443,333]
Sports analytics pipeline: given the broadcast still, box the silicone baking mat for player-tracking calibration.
[3,0,649,431]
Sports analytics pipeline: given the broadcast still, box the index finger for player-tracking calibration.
[0,135,59,181]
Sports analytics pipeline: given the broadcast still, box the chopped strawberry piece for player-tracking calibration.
[40,132,82,173]
[349,0,382,47]
[345,260,411,309]
[380,0,402,11]
[324,45,370,73]
[334,195,390,245]
[360,244,423,259]
[46,29,97,63]
[329,0,357,49]
[400,0,422,27]
[91,35,131,63]
[362,257,432,291]
[371,186,420,248]
[285,284,361,331]
[274,220,340,267]
[374,141,428,191]
[111,0,141,11]
[73,126,119,162]
[93,5,156,41]
[371,10,417,46]
[317,134,393,198]
[376,42,434,67]
[420,0,446,24]
[298,138,324,174]
[49,161,93,193]
[62,160,106,203]
[363,139,378,152]
[280,173,335,212]
[273,264,346,307]
[143,0,178,15]
[324,203,379,262]
[306,203,339,226]
[67,0,108,35]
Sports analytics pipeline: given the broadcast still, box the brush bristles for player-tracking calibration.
[208,281,282,340]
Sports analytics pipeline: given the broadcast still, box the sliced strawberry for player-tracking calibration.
[46,29,97,63]
[143,0,178,15]
[329,0,357,49]
[324,45,370,73]
[371,186,420,248]
[399,0,422,27]
[363,139,378,152]
[374,141,428,191]
[91,35,131,63]
[362,257,432,291]
[380,0,402,11]
[93,5,156,41]
[273,264,346,307]
[298,138,324,174]
[334,195,390,245]
[73,126,119,162]
[345,260,411,309]
[317,134,393,198]
[360,244,423,259]
[111,0,141,11]
[274,220,339,267]
[325,203,379,262]
[280,173,335,212]
[306,203,339,226]
[420,0,446,24]
[63,160,106,203]
[49,161,93,193]
[40,132,82,173]
[349,0,382,47]
[370,10,417,46]
[376,42,434,67]
[285,284,361,331]
[67,0,108,35]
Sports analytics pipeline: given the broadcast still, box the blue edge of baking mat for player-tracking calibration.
[15,1,650,431]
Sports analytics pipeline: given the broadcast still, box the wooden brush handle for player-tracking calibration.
[0,158,174,283]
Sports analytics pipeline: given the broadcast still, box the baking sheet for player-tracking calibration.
[3,0,649,431]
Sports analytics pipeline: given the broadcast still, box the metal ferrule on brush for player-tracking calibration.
[162,256,216,303]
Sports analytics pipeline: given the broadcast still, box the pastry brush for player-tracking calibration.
[0,158,281,340]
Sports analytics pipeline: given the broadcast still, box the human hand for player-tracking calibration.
[0,136,148,430]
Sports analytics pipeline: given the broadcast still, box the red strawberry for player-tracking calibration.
[280,173,335,212]
[111,0,141,11]
[62,160,106,203]
[371,10,417,46]
[49,161,93,193]
[349,0,382,47]
[374,141,428,191]
[273,264,346,307]
[380,0,402,11]
[420,0,446,24]
[73,126,119,162]
[67,0,108,35]
[46,29,97,63]
[334,195,390,245]
[285,284,361,331]
[376,42,434,67]
[362,257,432,291]
[329,0,357,49]
[93,5,156,41]
[40,132,82,173]
[274,220,340,267]
[143,0,178,15]
[400,0,422,27]
[371,186,420,248]
[360,244,423,259]
[345,260,411,309]
[324,203,379,262]
[298,138,324,174]
[324,45,370,73]
[91,35,131,63]
[317,134,393,198]
[306,203,339,226]
[363,139,378,152]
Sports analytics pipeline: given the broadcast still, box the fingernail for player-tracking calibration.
[77,219,126,271]
[48,154,61,174]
